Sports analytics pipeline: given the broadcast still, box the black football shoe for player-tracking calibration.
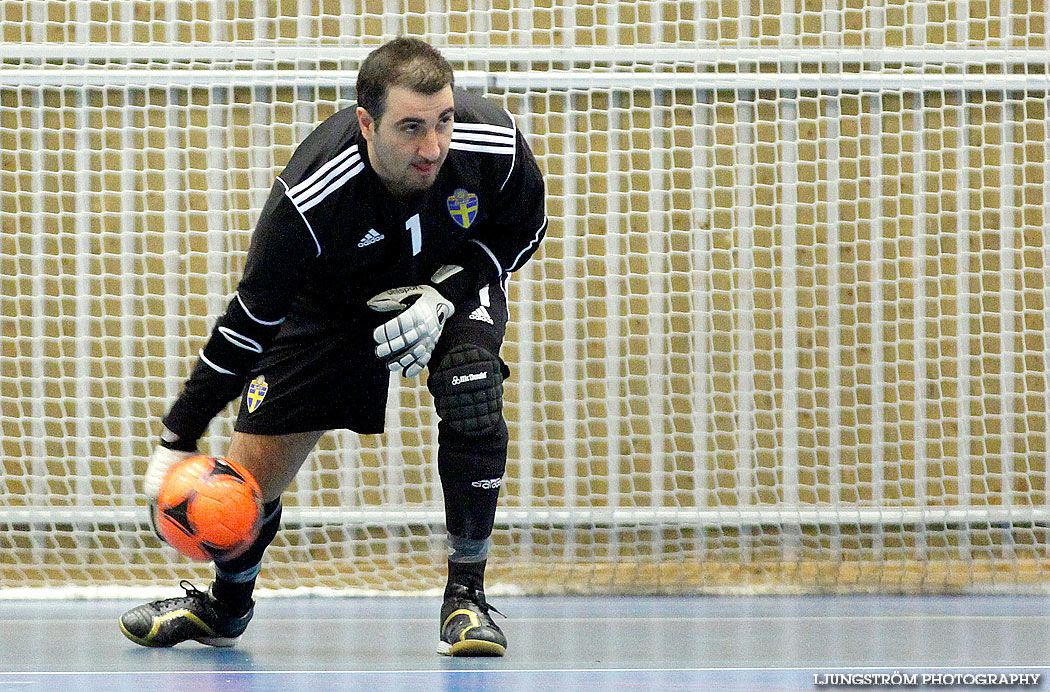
[119,580,253,648]
[437,583,507,657]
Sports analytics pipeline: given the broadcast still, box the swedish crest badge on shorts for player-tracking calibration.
[246,375,268,413]
[447,188,478,229]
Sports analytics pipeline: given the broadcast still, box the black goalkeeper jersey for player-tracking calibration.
[163,89,548,443]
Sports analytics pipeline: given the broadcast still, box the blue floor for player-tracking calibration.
[1,595,1048,690]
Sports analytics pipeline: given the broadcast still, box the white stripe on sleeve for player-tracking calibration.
[469,239,503,277]
[198,349,237,376]
[451,132,516,145]
[297,162,366,212]
[235,292,285,326]
[290,153,362,207]
[453,122,516,138]
[287,144,359,198]
[508,216,548,274]
[276,177,322,257]
[218,326,264,353]
[450,142,516,155]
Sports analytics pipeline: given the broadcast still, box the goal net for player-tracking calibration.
[4,1,1050,596]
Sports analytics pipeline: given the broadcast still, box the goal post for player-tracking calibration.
[3,1,1050,596]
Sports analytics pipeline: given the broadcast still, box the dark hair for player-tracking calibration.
[356,38,454,123]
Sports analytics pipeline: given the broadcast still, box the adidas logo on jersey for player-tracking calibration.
[469,306,493,324]
[357,229,384,247]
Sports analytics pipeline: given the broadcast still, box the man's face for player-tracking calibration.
[357,84,455,197]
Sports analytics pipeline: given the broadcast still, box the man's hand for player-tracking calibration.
[368,285,454,378]
[143,430,198,501]
[143,429,198,541]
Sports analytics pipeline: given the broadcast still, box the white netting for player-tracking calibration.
[3,1,1050,595]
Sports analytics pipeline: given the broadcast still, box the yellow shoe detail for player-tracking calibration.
[438,607,505,657]
[119,608,218,647]
[443,608,481,641]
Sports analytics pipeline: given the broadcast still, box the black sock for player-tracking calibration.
[211,498,282,617]
[211,575,256,618]
[447,559,486,595]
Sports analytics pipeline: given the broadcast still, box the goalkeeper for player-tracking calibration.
[119,37,547,657]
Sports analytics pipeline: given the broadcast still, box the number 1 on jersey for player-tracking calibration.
[407,214,422,256]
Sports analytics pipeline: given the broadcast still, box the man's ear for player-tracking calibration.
[357,106,376,141]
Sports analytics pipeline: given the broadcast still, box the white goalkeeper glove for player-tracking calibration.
[368,284,454,378]
[143,429,197,541]
[143,429,198,501]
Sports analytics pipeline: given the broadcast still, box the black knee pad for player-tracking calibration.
[428,344,504,438]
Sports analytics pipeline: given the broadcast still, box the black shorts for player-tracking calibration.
[234,281,510,436]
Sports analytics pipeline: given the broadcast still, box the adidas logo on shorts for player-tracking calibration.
[469,306,493,324]
[357,229,384,247]
[471,478,502,490]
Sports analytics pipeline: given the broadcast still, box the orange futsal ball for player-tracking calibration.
[155,455,263,562]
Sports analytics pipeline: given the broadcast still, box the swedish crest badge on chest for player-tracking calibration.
[447,188,478,229]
